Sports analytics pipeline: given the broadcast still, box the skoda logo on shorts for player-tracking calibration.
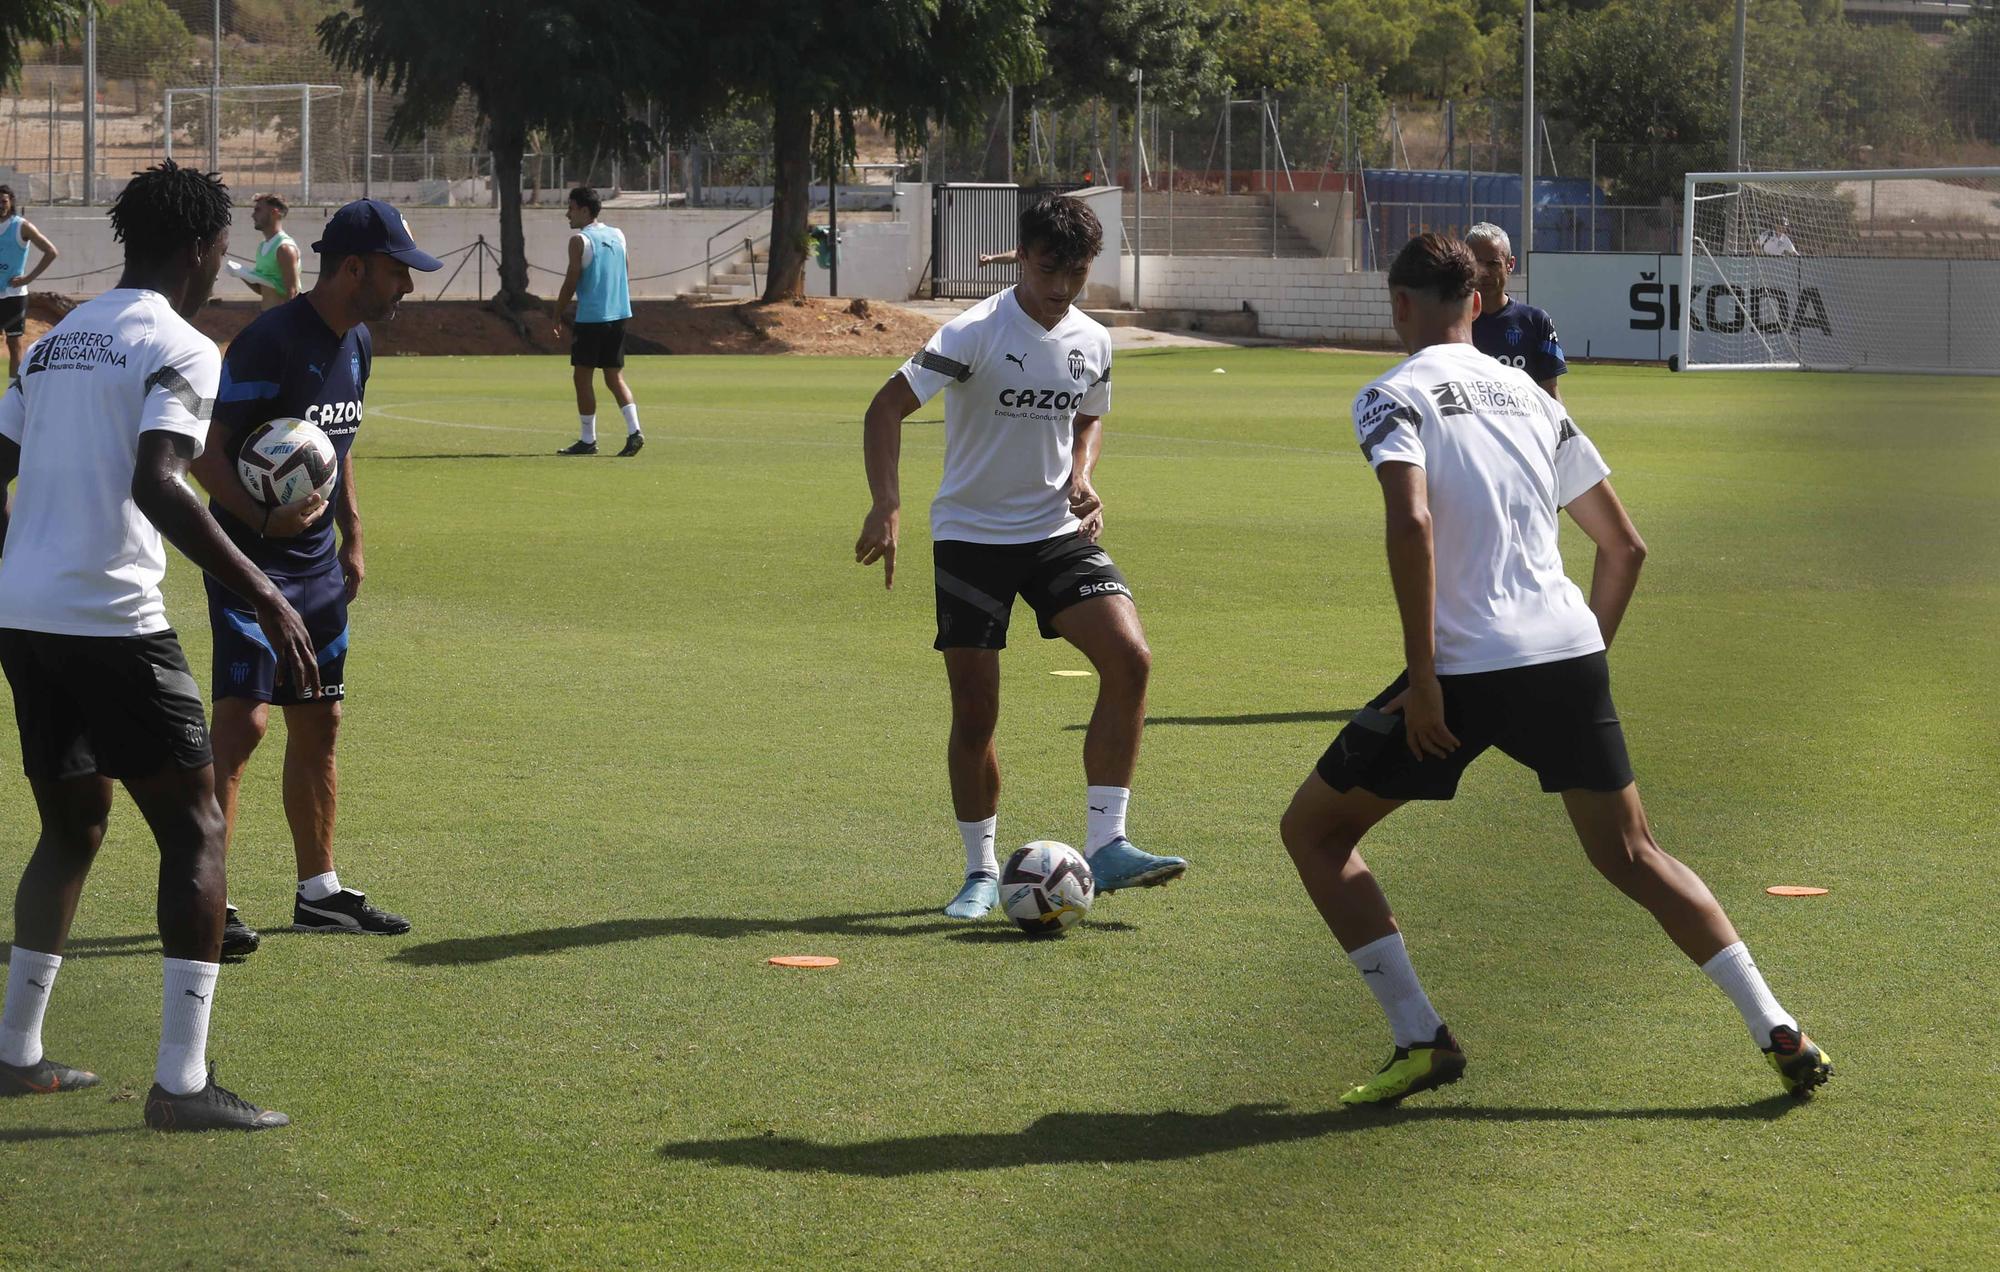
[1067,348,1086,381]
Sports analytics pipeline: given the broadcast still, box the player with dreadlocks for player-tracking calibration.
[0,161,315,1131]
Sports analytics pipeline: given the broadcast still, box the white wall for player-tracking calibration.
[804,222,916,300]
[1126,256,1396,345]
[21,205,775,301]
[1072,186,1129,307]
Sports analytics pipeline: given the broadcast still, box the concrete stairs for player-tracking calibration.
[683,244,768,300]
[1121,192,1317,257]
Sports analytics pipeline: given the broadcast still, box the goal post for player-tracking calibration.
[1679,167,2000,375]
[164,84,345,204]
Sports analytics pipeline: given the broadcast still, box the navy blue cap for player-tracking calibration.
[310,199,443,271]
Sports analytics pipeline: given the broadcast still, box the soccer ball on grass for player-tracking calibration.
[1000,841,1095,935]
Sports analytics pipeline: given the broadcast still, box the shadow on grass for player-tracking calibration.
[658,1097,1802,1176]
[1,933,158,963]
[1062,709,1355,732]
[391,910,1136,967]
[369,452,551,462]
[0,1125,141,1143]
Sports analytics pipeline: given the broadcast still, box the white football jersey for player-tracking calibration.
[0,289,220,637]
[1352,340,1611,675]
[898,288,1112,544]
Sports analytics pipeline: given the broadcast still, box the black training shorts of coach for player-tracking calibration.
[1316,651,1634,799]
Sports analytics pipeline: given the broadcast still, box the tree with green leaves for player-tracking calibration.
[655,0,1042,303]
[318,1,661,310]
[1,1,83,88]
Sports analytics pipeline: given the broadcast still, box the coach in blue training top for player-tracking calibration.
[1465,222,1567,401]
[190,199,439,953]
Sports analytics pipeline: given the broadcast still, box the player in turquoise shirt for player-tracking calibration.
[553,186,644,457]
[0,185,61,379]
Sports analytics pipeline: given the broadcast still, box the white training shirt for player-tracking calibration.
[1352,340,1611,675]
[898,288,1113,544]
[0,289,220,637]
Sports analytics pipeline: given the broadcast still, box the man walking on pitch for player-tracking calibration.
[1281,233,1831,1105]
[226,192,301,309]
[0,161,314,1130]
[855,194,1186,918]
[192,199,439,952]
[0,184,60,379]
[1465,222,1566,401]
[553,186,643,457]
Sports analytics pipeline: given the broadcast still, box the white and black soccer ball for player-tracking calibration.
[999,840,1095,935]
[236,417,337,509]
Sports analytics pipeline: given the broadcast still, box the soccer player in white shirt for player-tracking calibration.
[854,195,1187,918]
[0,162,316,1130]
[1280,233,1832,1105]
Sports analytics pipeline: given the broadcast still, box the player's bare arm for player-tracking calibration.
[335,452,363,603]
[552,235,584,340]
[276,240,301,300]
[1539,377,1563,402]
[132,430,319,695]
[1069,413,1105,541]
[1376,460,1459,760]
[12,220,55,289]
[1563,478,1647,648]
[188,424,328,539]
[855,374,919,588]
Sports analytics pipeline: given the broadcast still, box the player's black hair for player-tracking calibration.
[0,184,15,205]
[1388,232,1477,305]
[109,160,231,266]
[1018,194,1103,268]
[569,185,602,218]
[254,191,288,215]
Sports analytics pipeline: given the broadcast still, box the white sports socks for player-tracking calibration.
[959,817,998,878]
[157,958,218,1096]
[298,871,341,902]
[1347,931,1446,1048]
[578,413,597,445]
[1700,941,1797,1044]
[1085,786,1130,853]
[1,947,63,1067]
[620,402,641,435]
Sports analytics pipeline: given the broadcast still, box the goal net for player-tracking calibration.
[163,84,346,203]
[1679,167,2000,375]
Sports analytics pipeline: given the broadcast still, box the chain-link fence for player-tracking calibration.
[0,0,677,207]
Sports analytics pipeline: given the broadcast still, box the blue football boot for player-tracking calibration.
[944,872,999,919]
[1087,837,1187,892]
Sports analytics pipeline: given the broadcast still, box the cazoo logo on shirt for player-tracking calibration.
[305,399,363,432]
[998,386,1087,410]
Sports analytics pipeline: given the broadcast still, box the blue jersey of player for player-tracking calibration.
[210,296,371,578]
[1472,298,1566,388]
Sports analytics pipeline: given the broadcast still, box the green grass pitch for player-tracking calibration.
[2,348,1996,1268]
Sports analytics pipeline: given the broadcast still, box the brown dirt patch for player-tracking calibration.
[28,293,937,357]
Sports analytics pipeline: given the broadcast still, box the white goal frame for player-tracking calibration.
[164,84,345,204]
[1679,166,2000,376]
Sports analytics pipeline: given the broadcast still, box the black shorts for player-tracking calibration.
[933,532,1132,651]
[570,320,627,368]
[0,627,212,781]
[0,296,25,337]
[207,568,348,706]
[1315,651,1634,800]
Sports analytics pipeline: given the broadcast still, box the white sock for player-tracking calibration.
[157,958,218,1096]
[1,948,63,1067]
[1700,941,1797,1045]
[958,817,998,878]
[1348,931,1446,1048]
[579,414,597,445]
[621,402,641,434]
[1084,785,1130,853]
[298,871,341,902]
